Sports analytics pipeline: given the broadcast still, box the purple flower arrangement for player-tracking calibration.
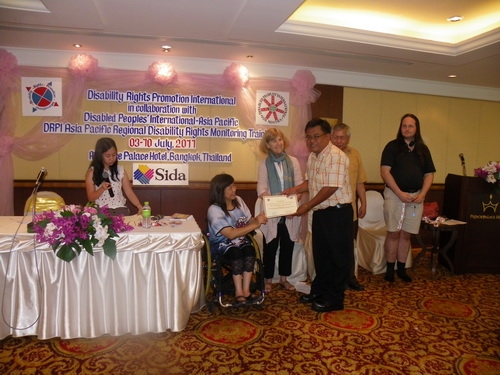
[474,161,500,190]
[32,204,133,262]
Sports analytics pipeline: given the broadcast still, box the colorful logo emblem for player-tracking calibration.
[257,92,288,125]
[134,164,155,184]
[26,82,59,113]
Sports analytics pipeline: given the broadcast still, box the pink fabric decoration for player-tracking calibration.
[148,61,177,85]
[291,70,320,106]
[223,63,249,88]
[68,54,99,78]
[0,135,14,157]
[0,49,17,74]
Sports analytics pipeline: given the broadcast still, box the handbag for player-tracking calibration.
[423,201,439,219]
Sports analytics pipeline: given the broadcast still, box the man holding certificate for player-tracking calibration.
[257,128,303,293]
[282,118,353,312]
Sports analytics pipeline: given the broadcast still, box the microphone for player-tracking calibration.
[34,167,47,189]
[102,170,114,197]
[459,153,466,176]
[28,168,47,230]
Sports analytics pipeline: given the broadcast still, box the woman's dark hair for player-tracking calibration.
[305,118,332,135]
[89,137,118,186]
[209,173,240,216]
[396,113,427,164]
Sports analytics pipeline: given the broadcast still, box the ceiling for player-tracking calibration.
[1,0,500,89]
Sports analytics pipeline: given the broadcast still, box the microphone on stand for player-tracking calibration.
[28,167,47,232]
[459,153,466,176]
[31,167,47,196]
[102,170,115,197]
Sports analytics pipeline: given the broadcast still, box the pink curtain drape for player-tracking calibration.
[0,50,320,215]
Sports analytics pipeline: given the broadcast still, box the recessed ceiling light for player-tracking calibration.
[447,16,463,22]
[162,45,171,52]
[246,55,254,59]
[73,44,82,48]
[448,74,457,78]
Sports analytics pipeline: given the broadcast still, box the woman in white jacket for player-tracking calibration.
[257,128,303,293]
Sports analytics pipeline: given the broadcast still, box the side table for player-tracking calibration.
[414,220,466,275]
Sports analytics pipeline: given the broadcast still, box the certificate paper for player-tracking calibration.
[263,195,298,218]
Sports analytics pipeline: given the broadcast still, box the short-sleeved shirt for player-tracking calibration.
[380,139,435,192]
[207,196,252,257]
[344,146,367,220]
[306,142,352,210]
[94,165,127,208]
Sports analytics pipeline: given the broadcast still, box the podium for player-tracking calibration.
[442,174,500,274]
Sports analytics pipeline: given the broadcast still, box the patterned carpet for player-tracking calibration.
[1,259,500,375]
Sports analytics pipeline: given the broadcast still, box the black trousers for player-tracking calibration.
[310,205,353,304]
[263,220,294,279]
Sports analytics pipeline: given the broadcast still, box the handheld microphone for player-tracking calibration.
[459,153,466,176]
[102,170,115,197]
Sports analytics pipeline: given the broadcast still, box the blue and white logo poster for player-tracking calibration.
[255,90,289,126]
[22,77,62,116]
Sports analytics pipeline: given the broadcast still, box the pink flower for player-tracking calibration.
[68,54,99,78]
[148,61,177,85]
[223,63,249,88]
[0,49,17,75]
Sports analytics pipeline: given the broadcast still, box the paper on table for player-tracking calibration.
[441,219,467,225]
[262,195,298,218]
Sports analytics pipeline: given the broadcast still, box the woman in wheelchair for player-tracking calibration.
[207,174,267,305]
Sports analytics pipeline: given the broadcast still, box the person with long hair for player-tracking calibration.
[207,173,267,305]
[257,128,303,293]
[380,114,436,283]
[85,137,142,214]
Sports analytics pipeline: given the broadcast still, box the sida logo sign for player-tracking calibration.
[133,163,189,186]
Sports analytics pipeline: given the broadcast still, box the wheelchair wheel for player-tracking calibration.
[204,233,266,311]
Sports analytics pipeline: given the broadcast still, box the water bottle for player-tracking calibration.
[142,201,152,228]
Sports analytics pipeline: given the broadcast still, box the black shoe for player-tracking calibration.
[299,294,321,304]
[312,299,344,312]
[347,281,365,291]
[384,273,395,283]
[397,271,413,283]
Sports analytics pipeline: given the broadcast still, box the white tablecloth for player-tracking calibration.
[0,216,205,340]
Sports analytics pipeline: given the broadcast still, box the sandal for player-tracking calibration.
[280,280,296,291]
[264,280,272,294]
[234,296,247,305]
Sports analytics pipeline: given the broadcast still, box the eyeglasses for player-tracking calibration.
[305,133,327,141]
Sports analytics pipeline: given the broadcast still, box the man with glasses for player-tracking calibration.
[331,122,367,292]
[283,118,353,312]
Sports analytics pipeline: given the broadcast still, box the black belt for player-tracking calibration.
[405,189,420,193]
[321,203,351,211]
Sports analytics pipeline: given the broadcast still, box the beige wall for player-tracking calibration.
[343,88,500,184]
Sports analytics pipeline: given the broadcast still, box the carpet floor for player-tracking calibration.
[1,259,499,374]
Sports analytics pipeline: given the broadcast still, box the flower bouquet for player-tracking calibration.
[474,161,500,192]
[32,203,134,262]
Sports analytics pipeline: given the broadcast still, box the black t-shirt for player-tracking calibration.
[380,139,436,192]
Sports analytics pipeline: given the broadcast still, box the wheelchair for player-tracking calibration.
[202,233,266,313]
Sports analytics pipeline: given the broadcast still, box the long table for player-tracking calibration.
[0,216,205,340]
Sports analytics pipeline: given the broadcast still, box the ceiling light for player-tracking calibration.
[447,16,463,22]
[73,44,82,48]
[246,55,253,59]
[162,45,171,53]
[448,74,457,78]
